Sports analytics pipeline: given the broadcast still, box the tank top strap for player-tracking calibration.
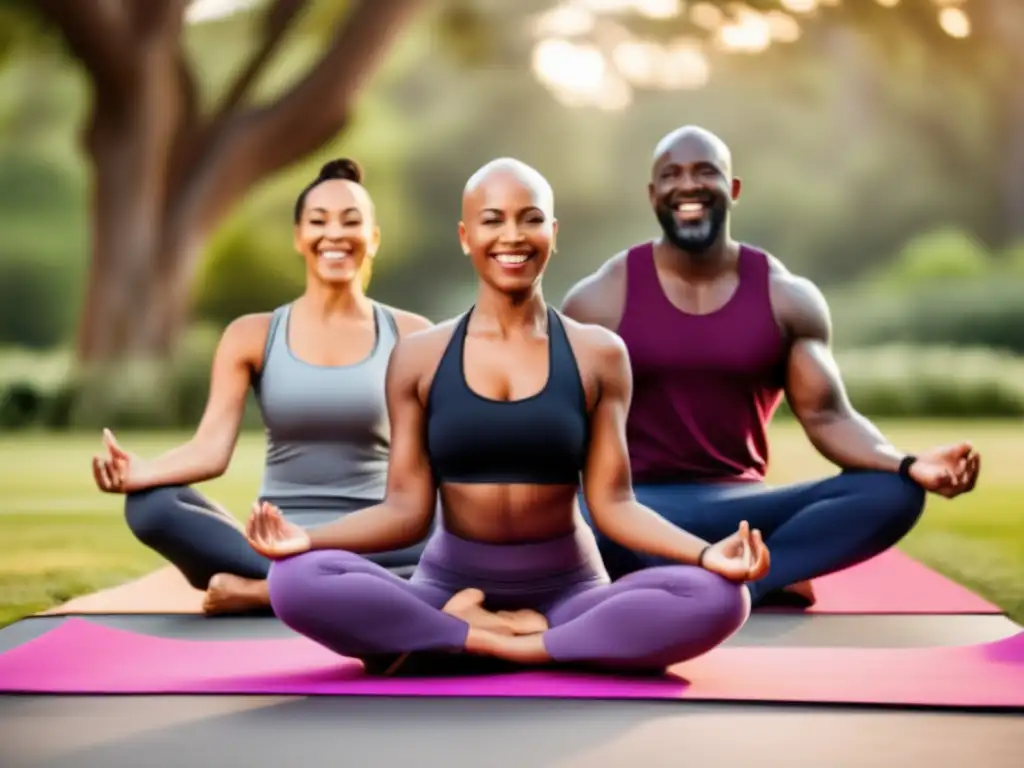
[427,309,472,406]
[371,303,401,356]
[260,304,292,369]
[733,245,775,317]
[624,240,659,304]
[546,308,587,411]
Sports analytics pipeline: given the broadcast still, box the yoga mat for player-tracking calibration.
[1,619,1021,709]
[41,549,999,617]
[801,549,998,614]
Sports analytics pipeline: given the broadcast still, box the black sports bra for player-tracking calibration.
[426,307,589,485]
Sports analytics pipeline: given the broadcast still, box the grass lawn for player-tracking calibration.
[1,420,1021,627]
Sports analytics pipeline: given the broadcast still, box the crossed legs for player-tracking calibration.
[585,470,926,606]
[269,549,749,672]
[125,485,427,614]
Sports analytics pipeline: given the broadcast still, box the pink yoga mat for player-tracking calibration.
[0,619,1020,709]
[802,549,998,614]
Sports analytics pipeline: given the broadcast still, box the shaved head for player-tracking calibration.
[652,126,733,179]
[462,157,554,220]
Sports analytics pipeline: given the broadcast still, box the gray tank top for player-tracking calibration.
[253,302,398,515]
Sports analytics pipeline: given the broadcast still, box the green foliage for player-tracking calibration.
[871,229,993,285]
[0,0,56,65]
[834,345,1024,419]
[4,339,1023,433]
[191,215,305,327]
[833,279,1024,355]
[831,229,1024,354]
[771,344,1024,421]
[0,324,268,434]
[0,147,86,348]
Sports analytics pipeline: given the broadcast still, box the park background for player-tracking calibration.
[0,0,1021,626]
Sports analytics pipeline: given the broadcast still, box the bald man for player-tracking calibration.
[562,126,981,607]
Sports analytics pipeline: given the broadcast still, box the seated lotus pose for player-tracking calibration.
[561,125,981,607]
[91,158,433,615]
[243,158,768,673]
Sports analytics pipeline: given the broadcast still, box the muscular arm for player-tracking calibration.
[581,332,710,564]
[307,335,436,553]
[779,276,905,472]
[560,254,627,331]
[128,315,266,490]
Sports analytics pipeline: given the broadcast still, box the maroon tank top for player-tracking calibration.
[617,241,785,483]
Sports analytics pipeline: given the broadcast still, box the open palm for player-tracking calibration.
[245,501,311,559]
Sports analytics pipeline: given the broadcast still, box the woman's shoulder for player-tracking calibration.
[557,310,628,361]
[373,302,434,337]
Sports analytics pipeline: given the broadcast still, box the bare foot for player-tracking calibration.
[443,589,549,636]
[781,580,817,606]
[464,626,552,665]
[759,579,817,609]
[202,574,271,615]
[496,609,549,635]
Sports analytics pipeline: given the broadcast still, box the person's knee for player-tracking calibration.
[857,471,927,538]
[124,486,185,544]
[646,566,751,637]
[267,550,363,624]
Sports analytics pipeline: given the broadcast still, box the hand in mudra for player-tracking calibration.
[245,501,311,559]
[91,429,138,494]
[700,521,771,583]
[909,443,980,499]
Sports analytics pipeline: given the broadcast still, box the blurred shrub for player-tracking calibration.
[0,254,73,348]
[4,341,1023,432]
[191,215,304,328]
[874,229,992,285]
[775,344,1024,420]
[831,229,1024,354]
[831,277,1024,354]
[0,324,263,433]
[0,148,85,349]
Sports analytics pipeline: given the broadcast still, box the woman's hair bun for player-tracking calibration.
[317,158,363,184]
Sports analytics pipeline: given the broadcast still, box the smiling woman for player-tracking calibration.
[88,158,434,617]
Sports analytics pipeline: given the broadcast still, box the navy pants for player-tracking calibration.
[125,485,429,591]
[580,470,926,605]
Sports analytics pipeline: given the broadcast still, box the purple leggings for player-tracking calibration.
[268,526,749,671]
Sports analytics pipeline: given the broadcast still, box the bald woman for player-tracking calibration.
[241,158,768,674]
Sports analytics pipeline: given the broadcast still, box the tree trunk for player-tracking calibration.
[75,13,195,363]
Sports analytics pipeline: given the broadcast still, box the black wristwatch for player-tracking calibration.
[898,455,918,482]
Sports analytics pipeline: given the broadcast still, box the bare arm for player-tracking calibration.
[127,314,266,490]
[779,276,905,472]
[306,335,437,553]
[581,331,710,564]
[560,254,627,331]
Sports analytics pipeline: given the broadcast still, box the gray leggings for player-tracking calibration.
[124,485,429,590]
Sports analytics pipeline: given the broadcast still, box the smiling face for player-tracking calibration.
[649,129,741,257]
[293,179,379,287]
[459,162,557,296]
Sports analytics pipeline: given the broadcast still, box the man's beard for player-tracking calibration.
[655,197,728,255]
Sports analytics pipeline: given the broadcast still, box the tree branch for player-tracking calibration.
[235,0,425,172]
[33,0,134,95]
[212,0,311,124]
[185,0,426,233]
